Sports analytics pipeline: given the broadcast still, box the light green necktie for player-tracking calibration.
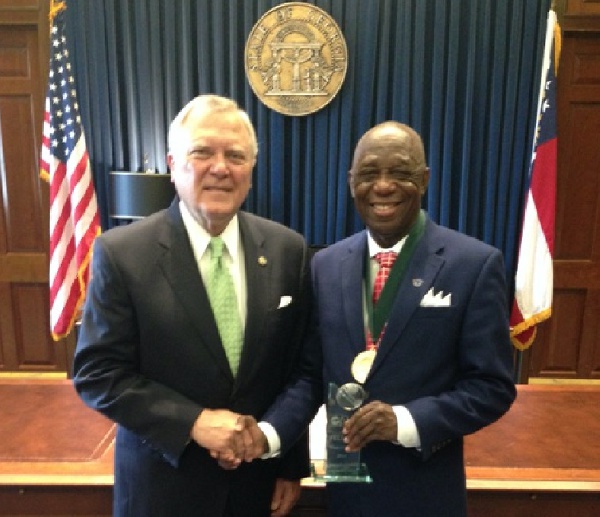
[206,237,243,376]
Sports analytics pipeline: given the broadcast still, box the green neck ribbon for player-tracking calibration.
[366,210,426,348]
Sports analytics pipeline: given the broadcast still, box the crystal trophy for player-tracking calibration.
[310,349,376,482]
[311,362,374,483]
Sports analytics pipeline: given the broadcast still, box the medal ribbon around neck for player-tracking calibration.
[352,211,426,386]
[365,210,426,351]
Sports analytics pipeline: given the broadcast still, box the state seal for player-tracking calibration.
[245,2,348,116]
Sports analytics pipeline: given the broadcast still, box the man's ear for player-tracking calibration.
[347,171,355,198]
[420,168,431,195]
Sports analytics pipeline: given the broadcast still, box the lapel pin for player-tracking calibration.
[258,256,268,266]
[412,278,423,287]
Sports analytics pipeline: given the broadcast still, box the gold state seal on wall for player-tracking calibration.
[245,2,348,116]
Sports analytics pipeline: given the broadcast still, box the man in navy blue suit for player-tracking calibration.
[255,121,517,516]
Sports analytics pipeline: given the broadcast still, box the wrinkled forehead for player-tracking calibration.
[189,112,248,137]
[185,110,245,134]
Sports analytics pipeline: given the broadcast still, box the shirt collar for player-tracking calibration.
[367,231,407,259]
[179,201,240,259]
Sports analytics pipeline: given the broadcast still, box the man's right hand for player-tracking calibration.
[190,409,267,467]
[212,415,269,469]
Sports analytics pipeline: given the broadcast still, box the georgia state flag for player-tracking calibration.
[510,10,558,350]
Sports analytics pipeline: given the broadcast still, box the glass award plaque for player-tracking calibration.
[310,382,372,483]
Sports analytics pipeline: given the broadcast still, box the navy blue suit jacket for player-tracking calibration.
[265,214,516,516]
[73,203,311,516]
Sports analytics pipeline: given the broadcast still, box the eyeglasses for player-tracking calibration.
[352,168,425,186]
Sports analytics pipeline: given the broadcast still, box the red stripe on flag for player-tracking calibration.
[530,138,556,253]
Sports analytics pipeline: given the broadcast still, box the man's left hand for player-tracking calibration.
[342,400,397,451]
[270,478,301,517]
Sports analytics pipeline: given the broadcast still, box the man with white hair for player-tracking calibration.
[74,94,310,516]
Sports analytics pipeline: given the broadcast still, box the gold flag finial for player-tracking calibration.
[49,0,66,23]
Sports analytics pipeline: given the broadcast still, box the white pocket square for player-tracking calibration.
[420,288,452,307]
[277,295,293,309]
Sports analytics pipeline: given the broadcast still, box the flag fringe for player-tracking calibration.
[511,329,537,351]
[50,224,100,341]
[510,307,552,350]
[553,15,561,75]
[510,307,552,337]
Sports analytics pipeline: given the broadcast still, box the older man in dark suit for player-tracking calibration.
[258,121,516,516]
[73,95,310,516]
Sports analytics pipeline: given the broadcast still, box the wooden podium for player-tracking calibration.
[1,380,599,516]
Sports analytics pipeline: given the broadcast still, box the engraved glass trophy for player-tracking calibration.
[311,351,375,483]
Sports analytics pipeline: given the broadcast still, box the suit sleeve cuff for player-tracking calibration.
[392,405,421,448]
[258,421,281,458]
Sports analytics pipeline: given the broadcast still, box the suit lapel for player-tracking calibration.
[369,221,445,377]
[156,204,234,381]
[235,213,270,387]
[342,233,370,356]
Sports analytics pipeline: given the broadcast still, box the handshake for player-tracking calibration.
[190,408,268,470]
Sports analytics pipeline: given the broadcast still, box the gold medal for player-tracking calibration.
[351,350,376,384]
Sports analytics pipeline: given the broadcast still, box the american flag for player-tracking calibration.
[39,0,100,341]
[510,10,559,350]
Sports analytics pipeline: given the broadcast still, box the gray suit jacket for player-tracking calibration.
[73,202,310,516]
